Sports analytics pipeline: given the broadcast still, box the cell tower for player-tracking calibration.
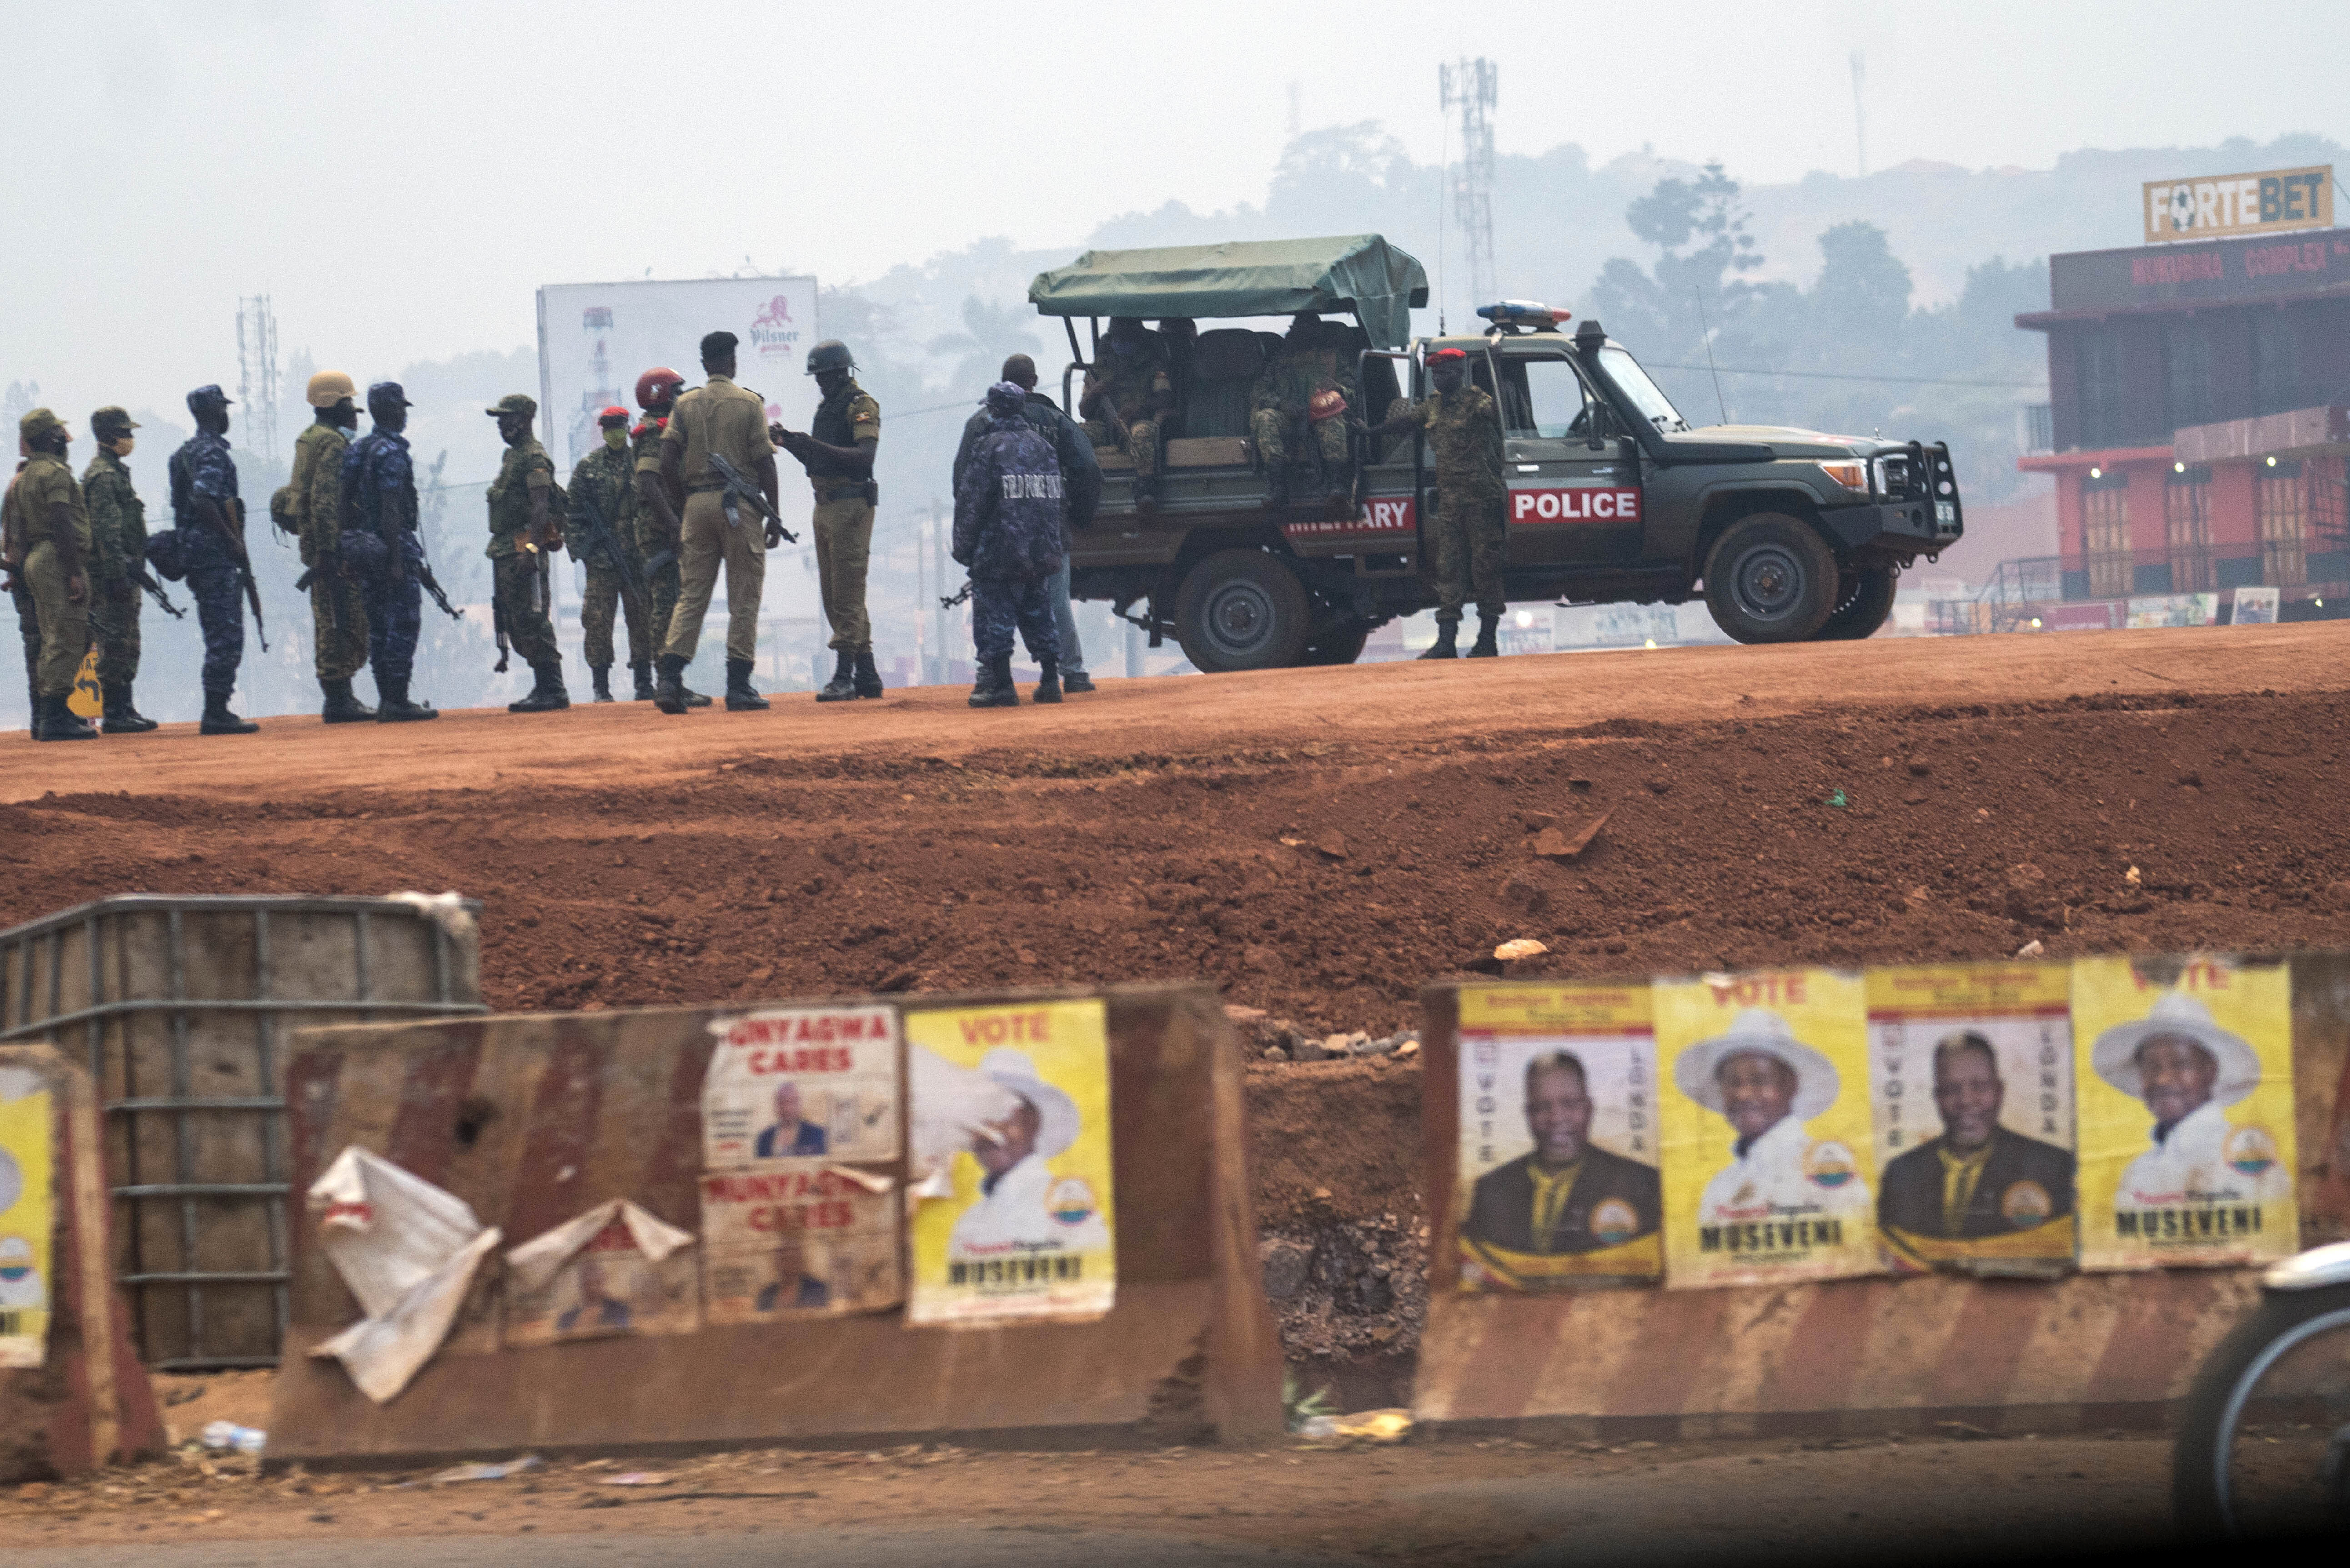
[1440,57,1499,312]
[235,295,280,466]
[1850,52,1868,178]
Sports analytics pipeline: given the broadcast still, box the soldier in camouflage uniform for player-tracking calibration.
[81,406,158,732]
[5,409,98,740]
[484,393,570,712]
[291,371,372,721]
[567,406,653,702]
[1250,314,1359,509]
[630,367,706,706]
[1365,347,1507,658]
[1076,317,1173,511]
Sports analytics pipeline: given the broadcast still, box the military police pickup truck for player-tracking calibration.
[1025,236,1963,668]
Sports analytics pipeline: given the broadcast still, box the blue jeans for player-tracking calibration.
[1049,556,1086,678]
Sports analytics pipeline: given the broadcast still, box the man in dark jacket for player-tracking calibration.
[954,355,1101,692]
[953,382,1065,709]
[1463,1051,1662,1256]
[1879,1031,2075,1241]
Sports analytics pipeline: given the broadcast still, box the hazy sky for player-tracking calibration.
[7,0,2350,431]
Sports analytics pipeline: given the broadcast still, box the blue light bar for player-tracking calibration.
[1476,300,1570,326]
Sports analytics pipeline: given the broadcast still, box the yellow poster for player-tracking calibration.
[67,647,100,719]
[1454,983,1662,1290]
[905,999,1115,1326]
[0,1084,55,1369]
[1866,965,2078,1275]
[2074,955,2297,1270]
[1656,969,1879,1288]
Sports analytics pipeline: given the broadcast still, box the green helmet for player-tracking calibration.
[805,339,855,376]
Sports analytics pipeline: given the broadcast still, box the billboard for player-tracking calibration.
[2142,166,2333,246]
[535,276,818,471]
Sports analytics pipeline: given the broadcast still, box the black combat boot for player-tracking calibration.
[589,663,615,703]
[1033,655,1063,704]
[321,677,375,723]
[1262,465,1291,509]
[1467,613,1501,658]
[101,682,158,734]
[1132,474,1159,514]
[725,658,769,711]
[653,653,690,715]
[680,682,712,707]
[36,693,97,741]
[1061,665,1096,694]
[1418,618,1460,660]
[375,675,438,722]
[200,693,258,734]
[852,646,883,699]
[508,666,570,713]
[630,659,656,701]
[816,648,858,703]
[967,654,1019,709]
[1324,457,1356,509]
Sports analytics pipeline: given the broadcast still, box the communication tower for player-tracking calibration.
[1439,58,1499,312]
[235,295,280,466]
[1850,52,1868,178]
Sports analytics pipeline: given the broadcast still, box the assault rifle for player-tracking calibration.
[939,581,973,610]
[129,564,186,620]
[705,452,797,544]
[204,498,269,652]
[492,593,510,674]
[567,482,648,602]
[415,558,462,622]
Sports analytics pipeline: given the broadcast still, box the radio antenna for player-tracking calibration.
[1693,286,1729,425]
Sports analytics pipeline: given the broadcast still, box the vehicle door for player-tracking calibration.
[1495,347,1644,565]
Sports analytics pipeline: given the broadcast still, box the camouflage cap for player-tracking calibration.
[367,381,412,408]
[90,406,139,437]
[17,407,64,441]
[186,384,232,412]
[485,393,537,419]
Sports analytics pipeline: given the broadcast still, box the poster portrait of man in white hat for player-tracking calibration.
[1676,1009,1873,1224]
[947,1048,1111,1257]
[2092,991,2290,1206]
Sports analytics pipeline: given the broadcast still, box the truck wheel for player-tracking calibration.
[1174,550,1311,672]
[1816,563,1897,640]
[1300,621,1372,665]
[1702,513,1839,643]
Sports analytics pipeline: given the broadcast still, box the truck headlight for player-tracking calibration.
[1818,460,1868,493]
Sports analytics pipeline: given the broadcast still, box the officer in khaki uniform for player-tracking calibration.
[656,330,779,714]
[774,339,881,702]
[291,371,372,721]
[4,409,98,741]
[484,392,570,712]
[81,406,159,733]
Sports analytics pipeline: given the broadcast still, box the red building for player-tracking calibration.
[2017,229,2350,603]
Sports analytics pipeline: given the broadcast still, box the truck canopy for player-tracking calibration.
[1026,235,1430,351]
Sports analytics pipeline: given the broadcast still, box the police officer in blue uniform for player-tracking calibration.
[168,385,258,734]
[341,382,439,722]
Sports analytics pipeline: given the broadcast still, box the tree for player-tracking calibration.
[925,297,1040,395]
[1588,163,1765,359]
[1807,222,1912,350]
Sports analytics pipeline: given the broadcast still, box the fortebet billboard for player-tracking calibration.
[2142,166,2333,246]
[535,276,818,470]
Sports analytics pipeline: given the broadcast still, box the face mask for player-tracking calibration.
[603,427,628,450]
[110,436,135,456]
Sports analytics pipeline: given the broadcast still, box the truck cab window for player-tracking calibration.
[1597,346,1689,432]
[1501,357,1593,439]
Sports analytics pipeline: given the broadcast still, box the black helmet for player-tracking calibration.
[805,339,855,376]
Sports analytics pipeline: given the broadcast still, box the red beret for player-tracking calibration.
[1428,347,1467,362]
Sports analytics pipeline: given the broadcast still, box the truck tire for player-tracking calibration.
[1816,563,1897,640]
[1174,550,1311,672]
[1300,621,1372,665]
[1702,513,1840,643]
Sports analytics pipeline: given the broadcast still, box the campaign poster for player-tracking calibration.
[702,1005,901,1169]
[1655,969,1880,1289]
[1866,965,2078,1276]
[701,1166,900,1322]
[502,1205,699,1348]
[2074,955,2298,1270]
[0,1080,53,1369]
[1453,983,1662,1290]
[905,1000,1116,1326]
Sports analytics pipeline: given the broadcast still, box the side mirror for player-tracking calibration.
[1586,403,1612,451]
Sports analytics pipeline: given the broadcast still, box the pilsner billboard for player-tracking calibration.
[535,276,818,470]
[2142,166,2333,246]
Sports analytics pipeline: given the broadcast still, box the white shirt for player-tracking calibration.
[2119,1098,2291,1207]
[947,1152,1109,1257]
[1697,1112,1873,1224]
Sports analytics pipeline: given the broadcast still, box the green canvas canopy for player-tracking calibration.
[1026,235,1431,351]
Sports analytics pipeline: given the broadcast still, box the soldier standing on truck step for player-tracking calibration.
[5,409,97,741]
[658,331,780,714]
[1077,317,1172,514]
[631,367,707,707]
[82,406,159,733]
[773,338,881,703]
[1363,347,1507,659]
[290,370,372,722]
